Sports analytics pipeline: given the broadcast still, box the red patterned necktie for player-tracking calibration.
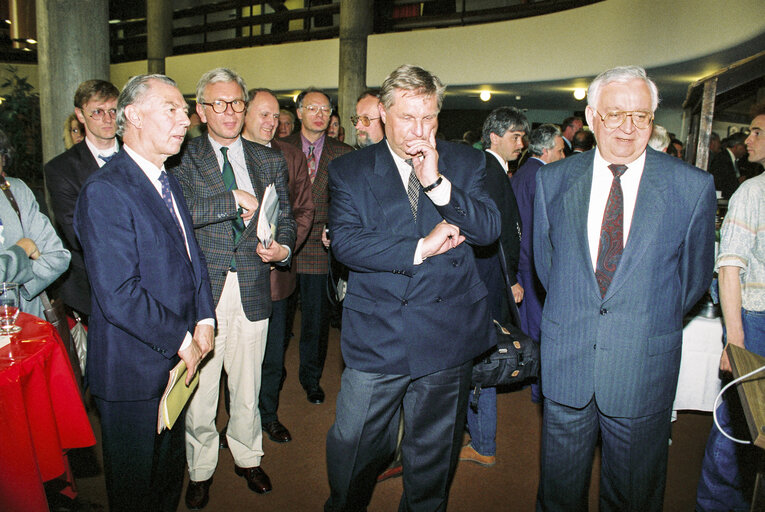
[307,145,317,182]
[595,163,628,297]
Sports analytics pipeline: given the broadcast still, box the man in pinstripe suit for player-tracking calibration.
[281,88,353,404]
[171,68,295,508]
[534,66,716,511]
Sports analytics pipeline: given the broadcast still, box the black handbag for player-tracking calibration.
[470,245,539,409]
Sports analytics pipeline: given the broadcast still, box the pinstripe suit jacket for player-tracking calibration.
[171,135,296,321]
[280,133,353,274]
[533,147,716,417]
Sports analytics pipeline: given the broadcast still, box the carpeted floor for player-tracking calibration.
[72,314,714,511]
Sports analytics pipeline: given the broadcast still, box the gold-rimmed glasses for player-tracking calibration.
[86,108,117,121]
[202,99,246,114]
[350,115,381,127]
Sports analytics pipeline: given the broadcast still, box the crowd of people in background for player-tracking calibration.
[1,61,762,512]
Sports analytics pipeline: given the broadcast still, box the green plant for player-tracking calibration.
[0,65,42,188]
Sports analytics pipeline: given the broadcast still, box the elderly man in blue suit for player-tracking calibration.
[75,75,215,512]
[324,64,500,511]
[534,66,716,512]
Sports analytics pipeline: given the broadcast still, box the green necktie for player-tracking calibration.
[221,147,245,269]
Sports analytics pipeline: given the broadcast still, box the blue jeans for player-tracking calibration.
[697,308,765,512]
[466,386,497,456]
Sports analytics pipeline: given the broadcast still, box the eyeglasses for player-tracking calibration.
[202,99,246,114]
[594,110,653,130]
[86,108,117,121]
[301,104,331,115]
[350,115,381,127]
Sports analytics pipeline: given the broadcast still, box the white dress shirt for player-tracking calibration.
[587,149,646,270]
[85,136,119,168]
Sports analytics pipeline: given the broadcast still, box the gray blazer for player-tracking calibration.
[533,147,716,417]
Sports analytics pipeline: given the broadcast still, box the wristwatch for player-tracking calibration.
[422,174,443,193]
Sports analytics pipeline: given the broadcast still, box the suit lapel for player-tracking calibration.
[368,142,420,236]
[603,148,669,300]
[241,140,264,240]
[198,138,227,196]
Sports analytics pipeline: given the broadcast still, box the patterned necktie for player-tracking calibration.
[220,147,245,244]
[595,163,628,297]
[158,171,184,236]
[405,159,420,222]
[307,145,317,182]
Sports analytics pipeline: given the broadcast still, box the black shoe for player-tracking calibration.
[306,385,325,404]
[185,478,212,510]
[234,465,272,494]
[263,420,292,443]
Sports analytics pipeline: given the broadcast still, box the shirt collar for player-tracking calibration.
[486,149,508,172]
[85,136,119,163]
[123,144,164,182]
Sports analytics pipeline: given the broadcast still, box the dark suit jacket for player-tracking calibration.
[328,140,501,378]
[171,136,296,321]
[473,151,521,319]
[44,141,102,314]
[534,148,716,417]
[74,150,215,401]
[270,139,315,301]
[709,148,739,199]
[281,133,353,274]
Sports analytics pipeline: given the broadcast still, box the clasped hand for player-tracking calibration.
[421,221,465,259]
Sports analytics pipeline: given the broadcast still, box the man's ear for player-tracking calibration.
[125,104,142,129]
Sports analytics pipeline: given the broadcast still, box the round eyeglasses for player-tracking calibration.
[86,108,117,121]
[594,110,653,130]
[350,115,381,127]
[302,104,331,115]
[202,99,246,114]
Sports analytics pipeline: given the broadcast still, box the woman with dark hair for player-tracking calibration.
[0,128,70,317]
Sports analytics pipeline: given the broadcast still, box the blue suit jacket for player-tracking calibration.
[74,150,215,401]
[533,148,716,417]
[328,140,501,378]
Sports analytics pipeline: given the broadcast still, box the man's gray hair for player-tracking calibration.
[195,68,248,105]
[528,124,562,157]
[116,74,178,137]
[648,124,670,152]
[587,66,660,113]
[481,106,529,149]
[380,65,446,111]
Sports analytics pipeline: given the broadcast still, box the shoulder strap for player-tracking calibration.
[0,175,22,225]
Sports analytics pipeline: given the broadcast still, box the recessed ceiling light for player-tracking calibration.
[479,91,491,102]
[574,88,586,100]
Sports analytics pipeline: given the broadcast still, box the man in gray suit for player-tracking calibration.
[534,66,716,511]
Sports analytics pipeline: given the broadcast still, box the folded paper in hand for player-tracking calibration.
[157,360,199,434]
[256,183,279,248]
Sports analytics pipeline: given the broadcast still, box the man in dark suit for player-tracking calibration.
[560,115,583,157]
[281,88,352,405]
[74,74,215,512]
[325,64,501,511]
[534,66,716,511]
[460,106,526,467]
[171,69,296,508]
[45,79,120,319]
[243,88,315,444]
[709,132,747,199]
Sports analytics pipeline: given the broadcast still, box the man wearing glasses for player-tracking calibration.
[534,66,716,511]
[281,88,352,405]
[353,90,384,148]
[171,68,296,508]
[45,79,120,322]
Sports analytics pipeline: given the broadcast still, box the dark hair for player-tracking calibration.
[295,88,332,109]
[751,103,765,119]
[481,107,529,148]
[561,116,583,132]
[247,88,277,105]
[0,128,14,169]
[357,89,380,103]
[572,130,595,151]
[74,79,120,109]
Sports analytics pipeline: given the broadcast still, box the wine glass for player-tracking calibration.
[0,282,22,335]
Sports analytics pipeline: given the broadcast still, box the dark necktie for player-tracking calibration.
[595,163,628,297]
[405,159,420,221]
[307,145,317,182]
[158,171,184,236]
[220,147,245,244]
[98,153,116,164]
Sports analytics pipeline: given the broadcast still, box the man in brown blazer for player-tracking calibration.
[171,68,296,508]
[244,88,315,443]
[281,88,353,404]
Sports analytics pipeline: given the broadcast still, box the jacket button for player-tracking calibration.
[435,297,442,303]
[593,344,597,350]
[401,299,408,306]
[452,261,458,267]
[600,308,608,315]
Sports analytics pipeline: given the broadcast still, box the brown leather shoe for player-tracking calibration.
[263,420,292,443]
[185,478,212,510]
[459,443,496,467]
[234,465,272,494]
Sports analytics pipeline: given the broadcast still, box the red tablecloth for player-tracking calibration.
[0,312,95,511]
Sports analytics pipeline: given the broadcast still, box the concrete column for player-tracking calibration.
[36,0,109,166]
[338,0,373,147]
[147,0,173,75]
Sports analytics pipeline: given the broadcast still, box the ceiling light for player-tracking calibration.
[573,88,586,100]
[479,91,491,102]
[26,38,37,44]
[4,20,10,25]
[515,95,521,101]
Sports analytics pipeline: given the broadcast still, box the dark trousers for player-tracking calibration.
[325,361,472,512]
[296,273,330,390]
[259,296,289,424]
[537,397,671,512]
[94,397,186,512]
